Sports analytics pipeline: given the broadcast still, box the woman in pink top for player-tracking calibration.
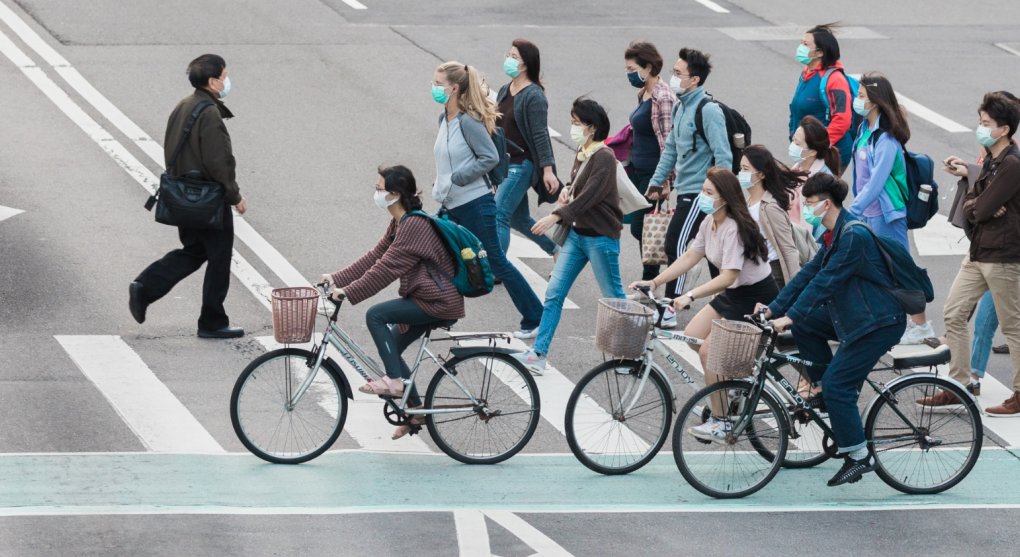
[631,168,777,441]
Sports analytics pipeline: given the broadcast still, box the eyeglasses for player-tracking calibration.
[671,71,690,79]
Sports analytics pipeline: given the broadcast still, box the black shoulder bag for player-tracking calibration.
[144,101,225,230]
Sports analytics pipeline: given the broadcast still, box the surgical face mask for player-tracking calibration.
[788,142,806,164]
[802,201,825,226]
[569,124,588,145]
[698,195,722,215]
[431,84,449,104]
[976,125,1002,148]
[669,74,684,95]
[217,76,232,99]
[627,70,646,88]
[795,44,813,65]
[374,190,398,209]
[504,57,522,78]
[853,97,870,117]
[737,171,754,189]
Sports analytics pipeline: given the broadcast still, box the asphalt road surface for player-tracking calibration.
[2,0,1019,555]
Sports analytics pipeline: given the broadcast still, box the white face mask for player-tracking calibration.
[669,74,684,95]
[788,141,806,164]
[569,124,588,145]
[374,190,398,209]
[217,76,232,99]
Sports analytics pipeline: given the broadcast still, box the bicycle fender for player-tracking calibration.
[861,373,967,420]
[324,357,355,400]
[449,345,521,359]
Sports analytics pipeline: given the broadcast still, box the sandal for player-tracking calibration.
[358,376,404,397]
[392,412,426,440]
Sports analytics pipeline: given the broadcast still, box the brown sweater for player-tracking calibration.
[331,216,465,320]
[553,147,623,239]
[963,142,1020,263]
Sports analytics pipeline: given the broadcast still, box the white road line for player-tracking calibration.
[485,511,574,556]
[341,0,368,9]
[0,204,24,223]
[256,336,432,453]
[896,92,970,133]
[912,213,969,257]
[54,336,224,453]
[454,510,491,557]
[995,43,1020,58]
[974,373,1020,447]
[506,234,578,310]
[694,0,729,13]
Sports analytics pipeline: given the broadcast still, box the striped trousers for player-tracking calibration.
[663,192,707,297]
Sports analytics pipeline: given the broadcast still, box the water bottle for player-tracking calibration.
[461,247,484,288]
[918,184,932,203]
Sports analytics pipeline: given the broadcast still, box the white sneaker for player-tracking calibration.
[513,328,538,340]
[511,349,547,375]
[900,321,935,345]
[689,417,731,443]
[660,307,677,329]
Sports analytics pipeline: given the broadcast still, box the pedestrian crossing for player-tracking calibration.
[49,331,1020,458]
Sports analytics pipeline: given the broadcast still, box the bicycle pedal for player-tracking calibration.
[694,437,711,445]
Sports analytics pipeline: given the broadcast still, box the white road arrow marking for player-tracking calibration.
[0,204,24,223]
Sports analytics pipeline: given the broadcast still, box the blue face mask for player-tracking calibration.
[976,125,1001,148]
[853,97,870,116]
[431,84,449,105]
[795,44,813,65]
[504,57,521,78]
[802,201,826,227]
[698,195,721,215]
[737,171,754,189]
[627,70,646,88]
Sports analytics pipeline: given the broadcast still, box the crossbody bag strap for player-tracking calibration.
[166,100,215,176]
[842,221,903,289]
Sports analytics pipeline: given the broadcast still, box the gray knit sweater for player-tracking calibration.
[496,83,558,197]
[433,112,498,210]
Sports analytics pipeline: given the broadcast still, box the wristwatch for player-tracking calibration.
[685,291,697,301]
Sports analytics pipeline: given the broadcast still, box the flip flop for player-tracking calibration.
[358,378,404,397]
[392,412,426,440]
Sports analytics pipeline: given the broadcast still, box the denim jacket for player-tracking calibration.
[768,209,905,343]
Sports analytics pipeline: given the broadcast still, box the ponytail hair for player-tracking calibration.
[799,115,842,175]
[742,144,806,212]
[438,61,499,135]
[378,164,423,212]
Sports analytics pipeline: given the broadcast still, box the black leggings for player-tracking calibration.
[365,298,449,407]
[664,193,707,297]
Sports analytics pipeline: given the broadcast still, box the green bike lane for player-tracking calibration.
[2,449,1019,516]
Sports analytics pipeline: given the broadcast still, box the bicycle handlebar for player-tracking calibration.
[634,285,689,311]
[316,282,344,322]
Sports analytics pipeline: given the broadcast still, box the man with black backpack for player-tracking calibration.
[647,48,735,327]
[758,174,911,487]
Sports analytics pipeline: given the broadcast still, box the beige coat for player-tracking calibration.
[757,191,801,284]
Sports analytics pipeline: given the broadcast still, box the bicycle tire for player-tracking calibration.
[673,381,788,499]
[424,352,540,464]
[230,348,348,464]
[750,361,830,469]
[865,375,982,494]
[565,360,672,475]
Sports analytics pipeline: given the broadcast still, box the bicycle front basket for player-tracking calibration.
[271,287,318,344]
[707,319,763,378]
[595,298,654,359]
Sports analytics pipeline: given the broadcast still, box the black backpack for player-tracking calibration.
[691,95,752,173]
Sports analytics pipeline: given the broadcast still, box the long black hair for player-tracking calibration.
[806,23,841,68]
[799,115,842,175]
[860,72,910,146]
[512,39,543,89]
[378,164,423,212]
[707,167,769,264]
[742,144,806,212]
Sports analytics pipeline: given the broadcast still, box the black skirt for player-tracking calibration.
[709,276,780,321]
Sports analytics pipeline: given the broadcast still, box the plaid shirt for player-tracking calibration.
[647,79,675,191]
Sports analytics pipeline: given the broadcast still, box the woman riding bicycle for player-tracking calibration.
[630,167,778,440]
[320,165,465,440]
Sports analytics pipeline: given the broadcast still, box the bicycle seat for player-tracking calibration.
[892,344,951,370]
[428,319,458,331]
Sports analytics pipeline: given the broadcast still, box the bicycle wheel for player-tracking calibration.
[230,348,348,464]
[865,375,982,494]
[424,352,540,464]
[673,381,788,499]
[767,360,831,469]
[565,360,671,475]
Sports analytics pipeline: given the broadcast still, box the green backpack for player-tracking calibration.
[404,211,494,298]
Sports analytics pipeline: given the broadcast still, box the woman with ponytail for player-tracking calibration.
[789,115,840,230]
[431,61,544,341]
[739,145,805,288]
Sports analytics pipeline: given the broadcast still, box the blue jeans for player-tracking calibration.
[444,193,543,330]
[792,307,905,454]
[365,298,444,407]
[494,160,559,256]
[862,214,908,252]
[971,290,998,377]
[534,230,625,356]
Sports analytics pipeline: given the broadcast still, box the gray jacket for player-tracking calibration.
[433,112,498,210]
[497,83,560,203]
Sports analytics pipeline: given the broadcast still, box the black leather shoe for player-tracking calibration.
[197,326,244,339]
[993,344,1010,354]
[128,281,147,324]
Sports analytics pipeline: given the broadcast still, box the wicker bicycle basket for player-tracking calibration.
[271,287,319,344]
[707,319,763,378]
[595,298,655,359]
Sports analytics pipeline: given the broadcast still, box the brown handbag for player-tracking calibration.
[641,201,672,266]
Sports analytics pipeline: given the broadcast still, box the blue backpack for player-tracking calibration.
[405,211,494,298]
[833,222,934,314]
[819,68,862,166]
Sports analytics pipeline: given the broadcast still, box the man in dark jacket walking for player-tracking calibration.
[129,54,247,338]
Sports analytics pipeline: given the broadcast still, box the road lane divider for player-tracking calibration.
[54,335,224,453]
